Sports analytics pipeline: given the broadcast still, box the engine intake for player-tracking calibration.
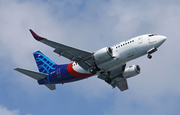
[94,47,112,61]
[123,65,140,79]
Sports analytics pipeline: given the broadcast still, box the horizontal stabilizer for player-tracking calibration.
[14,68,48,80]
[15,68,56,90]
[45,84,56,90]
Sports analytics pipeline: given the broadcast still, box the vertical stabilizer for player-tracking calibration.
[33,51,57,74]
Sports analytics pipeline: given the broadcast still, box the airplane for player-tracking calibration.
[14,29,166,91]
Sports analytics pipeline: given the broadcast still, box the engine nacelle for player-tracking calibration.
[123,65,140,79]
[94,47,112,61]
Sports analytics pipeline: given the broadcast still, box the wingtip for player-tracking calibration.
[14,68,21,72]
[29,29,32,32]
[29,29,45,41]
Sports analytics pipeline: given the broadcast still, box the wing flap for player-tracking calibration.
[53,48,82,61]
[42,39,92,62]
[117,79,129,91]
[98,74,108,80]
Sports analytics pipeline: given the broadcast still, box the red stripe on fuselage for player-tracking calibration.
[67,62,92,78]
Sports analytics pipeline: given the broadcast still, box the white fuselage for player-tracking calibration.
[71,34,166,75]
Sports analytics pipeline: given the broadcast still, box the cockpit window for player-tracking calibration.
[149,34,157,37]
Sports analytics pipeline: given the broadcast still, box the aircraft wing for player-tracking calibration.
[98,64,129,91]
[116,79,128,91]
[29,29,93,62]
[98,74,129,91]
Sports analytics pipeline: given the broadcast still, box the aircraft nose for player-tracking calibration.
[160,35,167,43]
[156,35,166,47]
[162,36,166,41]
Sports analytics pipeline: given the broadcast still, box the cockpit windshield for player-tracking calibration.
[149,34,157,37]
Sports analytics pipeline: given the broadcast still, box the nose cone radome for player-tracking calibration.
[157,35,166,47]
[160,35,167,43]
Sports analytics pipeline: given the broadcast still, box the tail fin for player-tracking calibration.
[33,51,57,74]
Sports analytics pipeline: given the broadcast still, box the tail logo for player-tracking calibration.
[34,51,56,74]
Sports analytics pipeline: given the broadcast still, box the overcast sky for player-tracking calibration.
[0,0,180,115]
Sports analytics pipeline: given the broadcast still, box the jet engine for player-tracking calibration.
[93,47,112,61]
[122,65,140,79]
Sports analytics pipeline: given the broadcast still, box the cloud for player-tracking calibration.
[0,0,180,115]
[0,105,31,115]
[0,105,19,115]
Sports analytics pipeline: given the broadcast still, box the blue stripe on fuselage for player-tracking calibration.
[38,64,86,85]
